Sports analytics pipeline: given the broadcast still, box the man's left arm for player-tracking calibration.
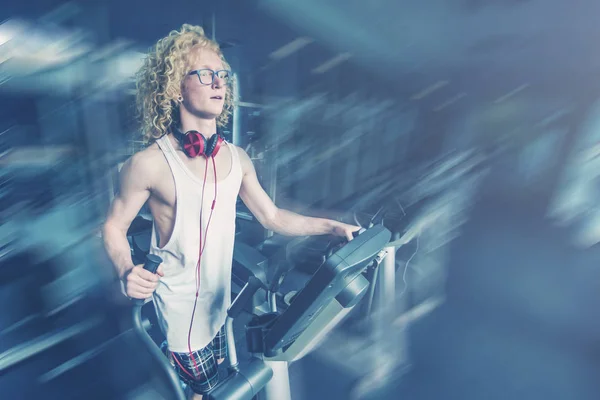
[237,147,359,241]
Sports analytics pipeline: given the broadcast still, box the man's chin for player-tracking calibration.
[191,109,222,120]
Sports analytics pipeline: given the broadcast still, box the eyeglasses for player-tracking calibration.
[188,69,231,85]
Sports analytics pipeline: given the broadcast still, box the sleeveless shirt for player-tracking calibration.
[150,135,243,352]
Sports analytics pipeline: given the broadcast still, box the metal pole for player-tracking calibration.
[373,245,402,376]
[232,73,241,146]
[211,11,216,41]
[268,292,278,313]
[225,316,238,369]
[379,246,396,318]
[265,141,278,239]
[258,360,291,400]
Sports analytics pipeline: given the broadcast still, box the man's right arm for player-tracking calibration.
[102,153,160,295]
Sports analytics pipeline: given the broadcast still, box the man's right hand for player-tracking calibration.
[123,264,164,299]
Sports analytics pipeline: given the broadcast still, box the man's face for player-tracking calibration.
[180,48,229,122]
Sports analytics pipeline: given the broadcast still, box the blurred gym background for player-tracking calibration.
[3,1,600,399]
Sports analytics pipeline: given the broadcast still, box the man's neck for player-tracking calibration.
[179,117,218,138]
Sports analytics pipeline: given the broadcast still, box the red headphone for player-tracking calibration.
[174,128,224,158]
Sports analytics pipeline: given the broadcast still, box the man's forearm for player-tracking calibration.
[102,223,135,279]
[266,208,335,237]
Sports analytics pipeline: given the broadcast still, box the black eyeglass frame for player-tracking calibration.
[188,69,232,85]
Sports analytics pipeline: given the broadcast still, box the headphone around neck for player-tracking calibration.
[172,127,224,158]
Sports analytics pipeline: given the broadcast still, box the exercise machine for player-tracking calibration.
[132,224,391,400]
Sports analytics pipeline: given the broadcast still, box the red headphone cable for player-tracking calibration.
[185,155,219,377]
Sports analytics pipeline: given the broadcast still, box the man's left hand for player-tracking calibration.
[331,221,361,241]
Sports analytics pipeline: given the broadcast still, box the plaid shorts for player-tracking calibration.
[166,326,228,395]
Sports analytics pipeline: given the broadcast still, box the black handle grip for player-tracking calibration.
[133,254,163,306]
[325,228,365,258]
[228,277,263,319]
[352,228,365,239]
[143,254,163,274]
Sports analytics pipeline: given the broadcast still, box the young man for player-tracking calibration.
[102,24,358,399]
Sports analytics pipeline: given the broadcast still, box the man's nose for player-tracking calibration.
[212,75,223,89]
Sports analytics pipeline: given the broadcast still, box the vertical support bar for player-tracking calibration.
[211,11,216,41]
[373,245,409,377]
[265,159,277,238]
[377,247,409,368]
[378,246,396,317]
[264,118,278,239]
[225,316,238,369]
[376,246,396,357]
[232,73,241,146]
[258,360,291,400]
[268,292,278,313]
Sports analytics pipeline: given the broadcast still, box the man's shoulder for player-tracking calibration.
[125,143,165,176]
[227,143,244,154]
[134,142,163,160]
[230,144,250,169]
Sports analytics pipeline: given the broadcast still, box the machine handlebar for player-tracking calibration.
[142,254,162,274]
[132,254,163,307]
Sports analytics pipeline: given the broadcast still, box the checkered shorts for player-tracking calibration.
[166,326,228,395]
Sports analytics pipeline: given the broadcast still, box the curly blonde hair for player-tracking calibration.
[135,24,235,143]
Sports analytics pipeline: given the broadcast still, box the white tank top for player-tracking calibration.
[150,135,243,352]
